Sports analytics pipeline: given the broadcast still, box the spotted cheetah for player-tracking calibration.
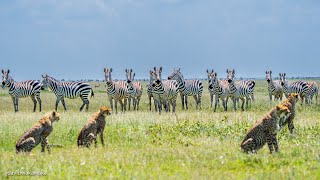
[278,93,299,134]
[77,106,112,148]
[241,104,291,153]
[16,111,60,153]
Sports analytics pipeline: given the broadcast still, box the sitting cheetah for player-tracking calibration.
[77,106,112,148]
[240,104,291,154]
[278,93,299,134]
[16,111,60,154]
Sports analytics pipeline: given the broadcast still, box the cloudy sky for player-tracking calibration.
[0,0,319,80]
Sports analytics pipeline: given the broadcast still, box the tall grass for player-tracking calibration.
[0,80,319,179]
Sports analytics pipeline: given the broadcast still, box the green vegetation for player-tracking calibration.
[0,80,319,179]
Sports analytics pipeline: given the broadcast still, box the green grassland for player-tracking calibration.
[0,80,319,179]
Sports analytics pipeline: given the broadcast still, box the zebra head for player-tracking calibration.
[1,69,12,88]
[266,70,272,83]
[153,66,163,86]
[104,68,113,85]
[226,69,235,83]
[41,74,50,90]
[206,70,216,90]
[279,73,286,86]
[167,68,181,80]
[125,69,134,91]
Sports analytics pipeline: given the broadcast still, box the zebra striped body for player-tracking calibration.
[279,73,308,104]
[151,67,179,113]
[265,70,283,104]
[125,69,143,111]
[2,69,42,112]
[168,68,203,110]
[207,70,230,112]
[306,81,318,104]
[226,69,255,111]
[41,74,94,111]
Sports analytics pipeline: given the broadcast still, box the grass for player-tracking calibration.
[0,80,319,179]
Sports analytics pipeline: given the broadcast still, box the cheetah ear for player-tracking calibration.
[276,105,281,111]
[52,111,56,117]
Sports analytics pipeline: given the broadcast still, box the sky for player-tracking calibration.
[0,0,320,81]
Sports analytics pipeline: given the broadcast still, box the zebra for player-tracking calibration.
[279,73,308,104]
[41,74,94,112]
[151,67,179,113]
[147,70,157,111]
[226,69,255,111]
[206,69,215,108]
[265,70,283,104]
[104,68,129,114]
[167,68,203,110]
[306,81,318,104]
[125,69,143,111]
[1,69,42,112]
[207,70,230,112]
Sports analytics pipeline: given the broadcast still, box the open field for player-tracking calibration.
[0,79,319,179]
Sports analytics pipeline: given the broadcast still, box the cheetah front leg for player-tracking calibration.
[100,131,105,147]
[266,133,278,153]
[41,137,51,154]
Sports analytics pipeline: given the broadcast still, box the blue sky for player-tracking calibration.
[0,0,320,81]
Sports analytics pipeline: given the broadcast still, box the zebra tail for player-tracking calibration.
[91,87,94,98]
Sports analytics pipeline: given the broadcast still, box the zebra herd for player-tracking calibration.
[0,68,318,113]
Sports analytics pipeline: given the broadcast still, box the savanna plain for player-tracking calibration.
[0,80,319,179]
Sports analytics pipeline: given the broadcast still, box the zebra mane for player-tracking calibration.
[47,75,59,82]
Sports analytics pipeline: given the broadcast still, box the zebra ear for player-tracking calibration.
[178,68,180,71]
[226,69,229,73]
[214,72,217,76]
[42,74,45,78]
[154,67,156,71]
[1,69,3,74]
[159,67,162,72]
[7,69,10,74]
[110,68,113,72]
[130,69,133,73]
[284,73,286,76]
[206,69,209,73]
[104,68,107,73]
[270,70,272,74]
[233,69,235,74]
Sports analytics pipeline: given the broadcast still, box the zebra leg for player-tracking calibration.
[128,97,131,111]
[148,94,152,111]
[185,95,188,110]
[30,95,37,112]
[15,97,19,112]
[61,98,67,111]
[124,98,127,112]
[36,93,42,112]
[137,97,141,111]
[114,98,119,114]
[233,98,237,111]
[210,92,213,108]
[198,93,202,110]
[109,98,114,112]
[241,97,245,111]
[180,93,185,110]
[55,98,60,111]
[214,95,219,112]
[245,96,249,110]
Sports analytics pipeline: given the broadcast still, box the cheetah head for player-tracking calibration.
[288,93,299,103]
[100,106,112,116]
[49,111,60,122]
[275,104,291,129]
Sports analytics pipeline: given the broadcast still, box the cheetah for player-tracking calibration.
[16,111,60,154]
[77,106,112,148]
[278,93,299,134]
[240,104,291,154]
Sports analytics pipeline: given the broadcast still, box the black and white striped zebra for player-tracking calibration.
[206,69,215,108]
[279,73,308,104]
[226,69,255,111]
[104,68,129,114]
[151,67,179,113]
[167,68,203,110]
[1,69,42,112]
[125,69,143,111]
[41,74,94,111]
[207,70,230,112]
[147,70,157,111]
[306,81,318,104]
[265,70,283,104]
